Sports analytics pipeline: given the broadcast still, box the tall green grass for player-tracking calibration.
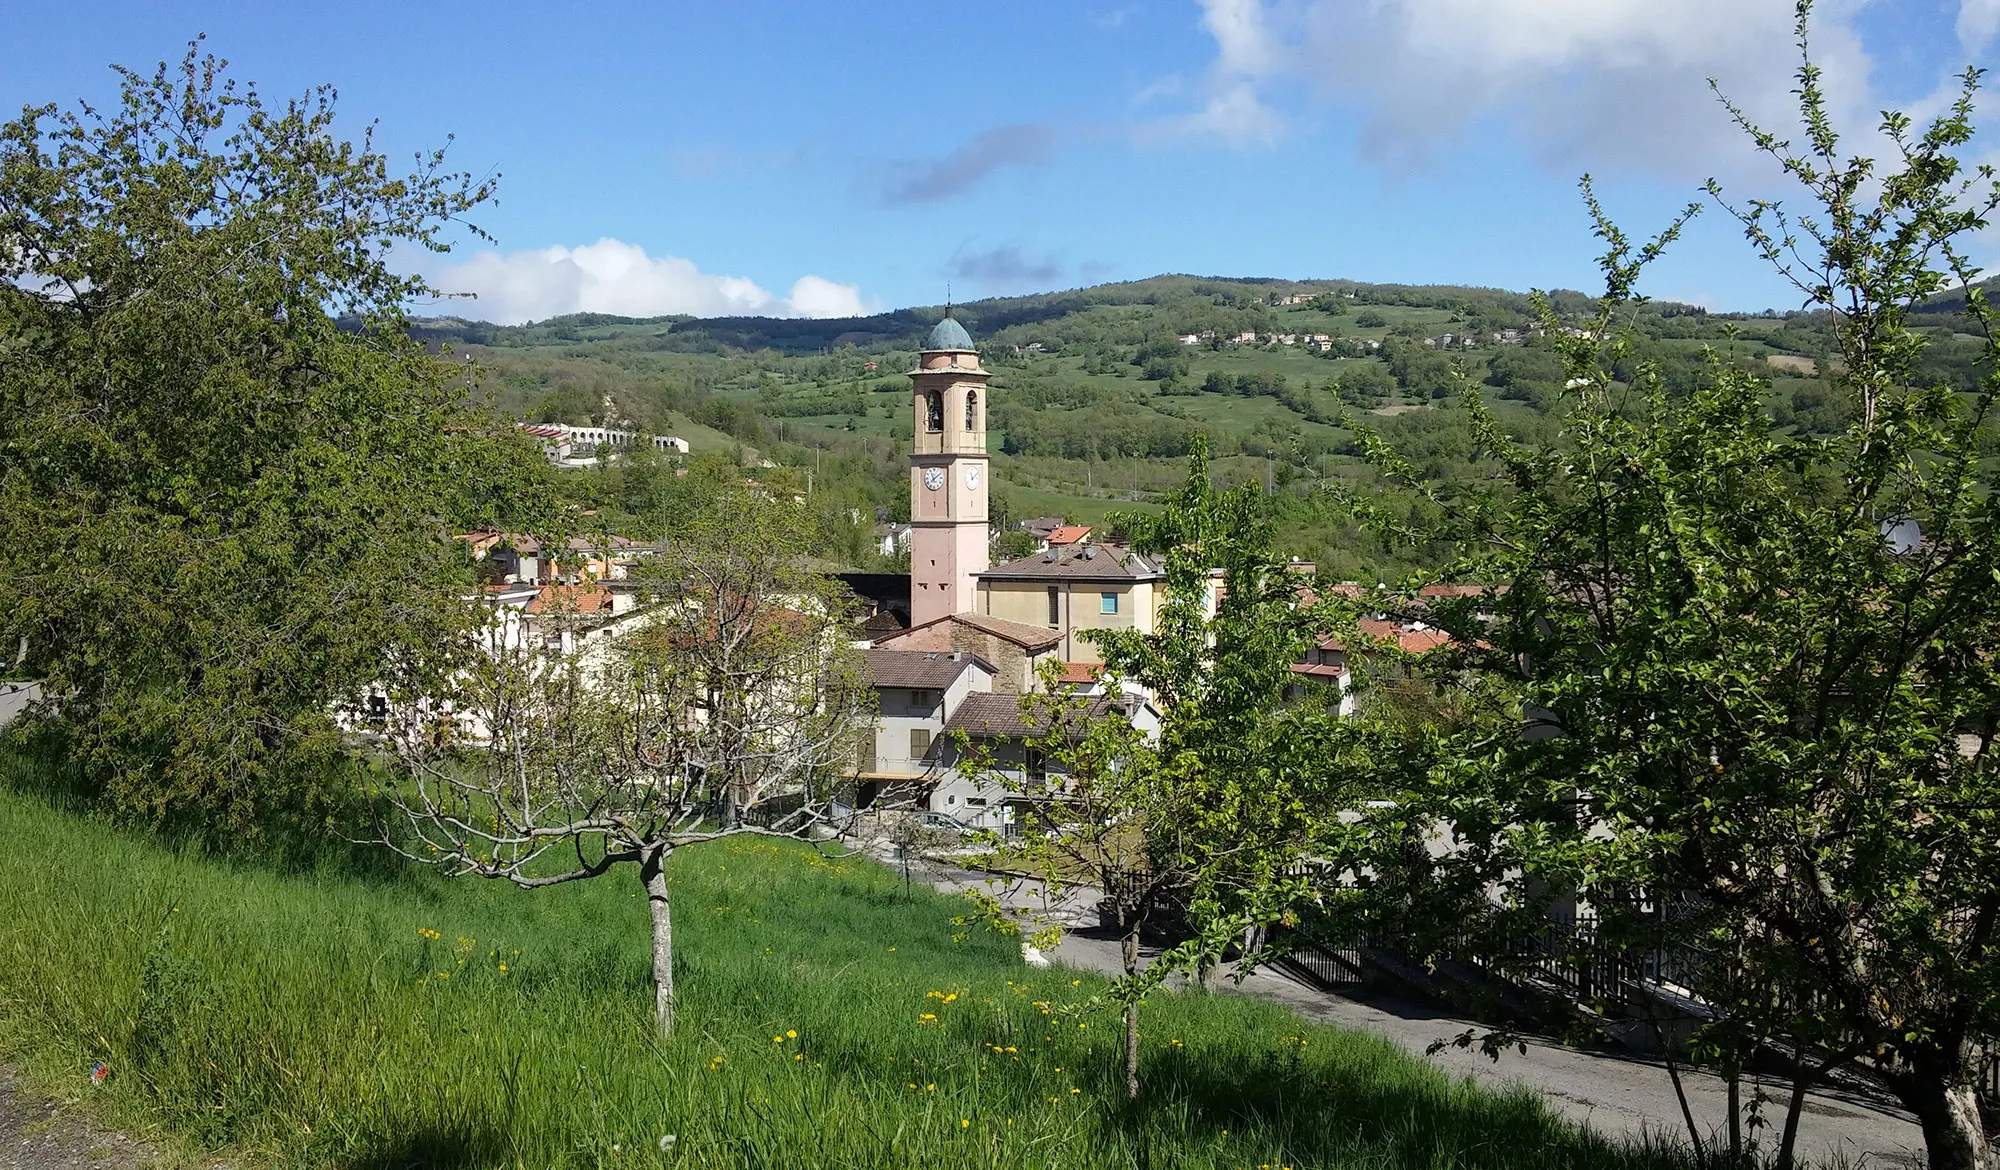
[0,757,1694,1169]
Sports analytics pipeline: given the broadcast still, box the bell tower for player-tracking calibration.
[908,314,990,628]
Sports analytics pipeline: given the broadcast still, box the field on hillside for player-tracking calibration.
[0,754,1700,1170]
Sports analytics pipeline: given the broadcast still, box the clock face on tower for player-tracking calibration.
[923,467,945,491]
[964,465,981,490]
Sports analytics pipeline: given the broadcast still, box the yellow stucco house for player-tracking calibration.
[973,542,1166,666]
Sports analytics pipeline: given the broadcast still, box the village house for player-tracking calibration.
[869,611,1063,694]
[930,689,1162,835]
[973,543,1166,667]
[873,520,912,558]
[853,648,997,808]
[1020,516,1067,545]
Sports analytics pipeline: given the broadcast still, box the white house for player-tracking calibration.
[856,649,996,804]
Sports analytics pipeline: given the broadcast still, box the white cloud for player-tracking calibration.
[423,238,870,325]
[1960,0,2000,54]
[1164,82,1287,145]
[1201,0,1279,74]
[1161,0,1882,178]
[1317,0,1875,176]
[782,274,869,318]
[1140,0,1288,145]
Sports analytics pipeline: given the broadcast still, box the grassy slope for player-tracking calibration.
[0,771,1693,1170]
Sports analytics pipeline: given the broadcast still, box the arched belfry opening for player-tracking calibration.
[965,390,978,431]
[925,390,943,433]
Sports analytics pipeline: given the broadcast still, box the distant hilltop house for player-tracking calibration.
[519,423,689,467]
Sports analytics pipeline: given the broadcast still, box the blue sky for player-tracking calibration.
[7,1,1996,321]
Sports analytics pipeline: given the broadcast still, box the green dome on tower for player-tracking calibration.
[924,316,974,352]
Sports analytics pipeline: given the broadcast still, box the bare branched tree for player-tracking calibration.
[374,491,871,1037]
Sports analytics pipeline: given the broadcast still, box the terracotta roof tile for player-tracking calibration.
[1319,619,1454,654]
[526,585,613,615]
[1055,662,1102,686]
[1289,662,1347,680]
[872,612,1063,652]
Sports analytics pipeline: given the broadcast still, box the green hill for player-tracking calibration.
[414,274,1985,581]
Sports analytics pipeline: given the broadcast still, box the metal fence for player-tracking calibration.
[1277,904,2000,1115]
[1277,936,1366,988]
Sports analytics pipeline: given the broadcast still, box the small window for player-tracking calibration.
[925,391,943,433]
[1047,586,1060,627]
[909,728,934,757]
[965,390,978,431]
[909,689,934,710]
[1100,591,1118,614]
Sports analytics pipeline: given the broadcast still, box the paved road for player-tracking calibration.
[911,857,1928,1169]
[0,684,41,730]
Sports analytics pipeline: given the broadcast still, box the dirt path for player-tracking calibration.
[0,1065,170,1170]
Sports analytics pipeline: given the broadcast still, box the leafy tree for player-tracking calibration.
[1484,346,1564,407]
[1338,364,1395,407]
[971,441,1351,1100]
[377,488,871,1038]
[1352,16,2000,1167]
[0,44,546,834]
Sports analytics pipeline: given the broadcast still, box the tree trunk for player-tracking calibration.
[1725,1060,1742,1165]
[1121,922,1142,1101]
[641,844,676,1039]
[1905,1072,1995,1170]
[1123,1000,1141,1102]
